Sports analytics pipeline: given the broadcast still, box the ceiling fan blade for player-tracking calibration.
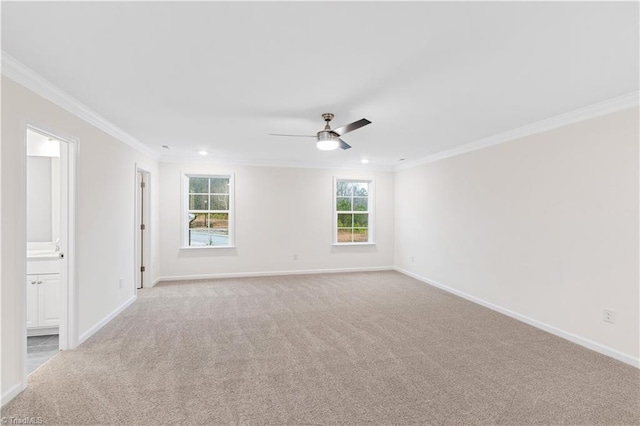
[338,139,352,150]
[269,133,316,138]
[332,118,371,136]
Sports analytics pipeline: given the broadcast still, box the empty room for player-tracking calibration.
[1,1,639,425]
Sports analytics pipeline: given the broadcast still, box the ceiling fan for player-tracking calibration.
[270,113,371,151]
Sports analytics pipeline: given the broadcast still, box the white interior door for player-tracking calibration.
[135,169,150,290]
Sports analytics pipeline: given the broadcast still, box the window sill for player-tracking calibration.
[332,242,376,246]
[180,245,236,250]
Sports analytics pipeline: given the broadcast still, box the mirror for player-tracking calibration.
[26,130,60,243]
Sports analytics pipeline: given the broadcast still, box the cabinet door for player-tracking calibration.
[26,275,39,328]
[38,274,60,327]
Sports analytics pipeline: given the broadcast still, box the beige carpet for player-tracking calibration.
[3,271,639,425]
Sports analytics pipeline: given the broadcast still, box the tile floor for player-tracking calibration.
[27,334,59,373]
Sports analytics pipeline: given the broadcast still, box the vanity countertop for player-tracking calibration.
[27,250,61,261]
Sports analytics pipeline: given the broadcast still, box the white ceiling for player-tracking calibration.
[2,2,638,168]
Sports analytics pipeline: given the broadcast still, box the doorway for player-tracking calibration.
[24,125,77,376]
[135,168,151,290]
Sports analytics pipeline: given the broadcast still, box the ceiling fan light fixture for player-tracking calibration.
[317,139,339,151]
[316,131,339,151]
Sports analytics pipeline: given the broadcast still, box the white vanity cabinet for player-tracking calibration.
[26,259,60,332]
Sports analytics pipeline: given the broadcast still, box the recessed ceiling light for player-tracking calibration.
[361,159,369,164]
[198,150,208,156]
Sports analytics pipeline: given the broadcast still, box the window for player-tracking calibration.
[334,178,374,244]
[183,173,234,247]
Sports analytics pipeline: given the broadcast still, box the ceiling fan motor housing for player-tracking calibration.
[317,130,338,141]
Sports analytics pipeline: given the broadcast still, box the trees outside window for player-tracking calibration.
[334,179,374,244]
[183,174,234,247]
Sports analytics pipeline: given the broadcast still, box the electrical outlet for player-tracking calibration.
[119,277,123,289]
[293,254,298,261]
[603,309,616,324]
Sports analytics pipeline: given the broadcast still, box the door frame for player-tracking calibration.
[23,123,79,379]
[134,166,151,291]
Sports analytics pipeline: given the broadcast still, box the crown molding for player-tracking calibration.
[1,51,159,160]
[4,50,635,171]
[396,91,640,171]
[0,51,391,171]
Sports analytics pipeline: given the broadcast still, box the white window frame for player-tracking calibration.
[333,177,375,245]
[181,172,235,249]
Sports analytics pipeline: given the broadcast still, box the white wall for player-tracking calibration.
[158,163,394,280]
[1,76,160,401]
[26,156,53,241]
[395,107,639,364]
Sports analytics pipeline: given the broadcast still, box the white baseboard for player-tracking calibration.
[395,267,640,369]
[27,326,59,337]
[1,382,25,407]
[149,277,161,288]
[154,266,394,284]
[78,295,137,345]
